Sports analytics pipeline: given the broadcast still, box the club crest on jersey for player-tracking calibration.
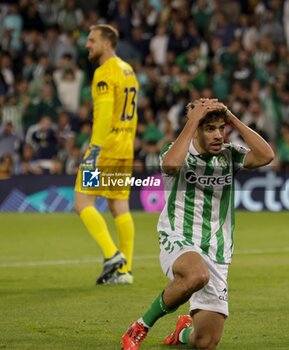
[218,155,228,168]
[96,81,109,94]
[212,155,228,168]
[184,170,232,186]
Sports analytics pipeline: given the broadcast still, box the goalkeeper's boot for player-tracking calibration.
[121,321,149,350]
[105,271,133,285]
[163,315,192,345]
[96,251,126,284]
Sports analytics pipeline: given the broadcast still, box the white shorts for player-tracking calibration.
[159,233,229,317]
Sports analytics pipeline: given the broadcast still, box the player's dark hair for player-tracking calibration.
[90,24,119,48]
[199,110,230,127]
[187,101,229,127]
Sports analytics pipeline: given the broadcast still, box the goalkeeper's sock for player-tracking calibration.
[80,206,118,259]
[179,327,193,344]
[142,292,177,327]
[114,212,134,273]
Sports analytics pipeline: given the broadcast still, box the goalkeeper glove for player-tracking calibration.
[81,145,101,169]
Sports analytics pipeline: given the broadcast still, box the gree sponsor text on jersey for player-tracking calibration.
[185,170,233,186]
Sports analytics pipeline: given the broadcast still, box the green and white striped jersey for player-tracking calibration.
[157,141,249,264]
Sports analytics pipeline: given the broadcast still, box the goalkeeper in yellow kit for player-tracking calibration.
[74,24,139,285]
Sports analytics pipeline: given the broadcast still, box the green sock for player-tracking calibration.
[142,292,177,327]
[179,327,193,344]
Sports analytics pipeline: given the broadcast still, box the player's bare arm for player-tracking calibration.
[162,99,224,175]
[225,108,275,168]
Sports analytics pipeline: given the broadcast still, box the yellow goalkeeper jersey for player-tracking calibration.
[91,56,139,159]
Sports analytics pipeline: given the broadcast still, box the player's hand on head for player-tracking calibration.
[197,98,219,104]
[214,101,228,112]
[81,144,101,169]
[186,98,222,121]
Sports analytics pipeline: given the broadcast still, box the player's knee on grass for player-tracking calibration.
[191,332,220,350]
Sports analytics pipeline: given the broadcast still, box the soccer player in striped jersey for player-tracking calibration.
[74,25,138,285]
[121,98,274,350]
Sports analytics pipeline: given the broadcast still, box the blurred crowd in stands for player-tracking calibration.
[0,0,289,179]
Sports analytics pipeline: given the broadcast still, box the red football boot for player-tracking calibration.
[122,321,149,350]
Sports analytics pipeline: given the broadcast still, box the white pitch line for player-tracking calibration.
[236,247,289,255]
[0,249,289,268]
[0,255,158,268]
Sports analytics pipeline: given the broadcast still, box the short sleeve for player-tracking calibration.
[159,142,173,172]
[230,143,250,172]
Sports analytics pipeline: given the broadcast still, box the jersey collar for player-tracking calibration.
[189,140,200,155]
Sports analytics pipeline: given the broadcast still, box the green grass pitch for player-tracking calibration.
[0,212,289,350]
